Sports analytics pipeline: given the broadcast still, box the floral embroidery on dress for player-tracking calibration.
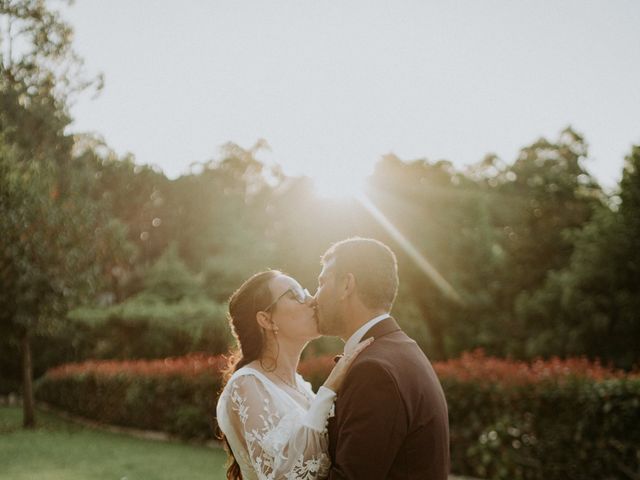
[219,371,333,480]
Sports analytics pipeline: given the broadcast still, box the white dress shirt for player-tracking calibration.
[343,313,391,355]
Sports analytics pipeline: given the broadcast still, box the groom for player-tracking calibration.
[313,237,449,479]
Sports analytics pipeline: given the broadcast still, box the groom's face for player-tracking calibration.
[314,259,346,337]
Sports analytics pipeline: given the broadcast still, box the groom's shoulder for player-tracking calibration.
[371,323,426,357]
[350,335,422,376]
[359,327,437,379]
[343,340,437,406]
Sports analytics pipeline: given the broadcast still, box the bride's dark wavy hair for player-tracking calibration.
[218,269,280,480]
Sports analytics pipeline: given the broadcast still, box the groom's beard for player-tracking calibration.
[317,308,345,337]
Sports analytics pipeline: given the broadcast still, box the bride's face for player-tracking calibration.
[265,275,319,341]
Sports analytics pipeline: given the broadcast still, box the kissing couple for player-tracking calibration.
[216,238,450,479]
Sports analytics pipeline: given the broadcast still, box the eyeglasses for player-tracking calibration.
[263,285,311,312]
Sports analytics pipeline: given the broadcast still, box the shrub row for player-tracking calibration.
[435,351,640,480]
[37,350,640,479]
[38,354,226,440]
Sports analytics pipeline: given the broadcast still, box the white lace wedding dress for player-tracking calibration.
[216,366,336,480]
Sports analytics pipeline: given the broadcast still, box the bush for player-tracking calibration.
[36,354,227,440]
[68,296,232,360]
[37,350,640,479]
[437,350,640,480]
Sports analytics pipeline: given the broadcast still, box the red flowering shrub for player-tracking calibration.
[37,354,228,440]
[298,349,633,389]
[46,353,227,380]
[433,349,630,385]
[433,351,639,479]
[298,354,336,390]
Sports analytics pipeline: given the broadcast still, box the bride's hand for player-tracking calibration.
[322,338,374,392]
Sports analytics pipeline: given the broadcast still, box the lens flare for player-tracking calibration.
[356,193,463,305]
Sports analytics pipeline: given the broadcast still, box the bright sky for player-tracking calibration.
[62,0,640,193]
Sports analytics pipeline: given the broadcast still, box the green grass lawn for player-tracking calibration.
[0,406,471,480]
[0,407,228,480]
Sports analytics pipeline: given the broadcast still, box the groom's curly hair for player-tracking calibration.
[322,237,399,311]
[219,269,280,480]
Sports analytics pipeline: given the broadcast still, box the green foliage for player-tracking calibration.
[0,0,102,105]
[70,297,224,328]
[469,129,602,357]
[142,243,203,302]
[68,299,230,359]
[79,143,170,280]
[445,378,640,480]
[169,142,279,301]
[53,129,634,371]
[0,138,127,335]
[0,1,128,429]
[517,145,640,368]
[4,122,636,384]
[67,246,231,359]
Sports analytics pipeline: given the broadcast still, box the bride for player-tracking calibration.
[216,270,370,480]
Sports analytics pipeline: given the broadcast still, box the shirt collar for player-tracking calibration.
[343,313,391,355]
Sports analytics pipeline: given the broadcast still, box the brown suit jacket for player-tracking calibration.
[327,317,450,479]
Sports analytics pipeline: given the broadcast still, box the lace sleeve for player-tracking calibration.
[226,374,333,480]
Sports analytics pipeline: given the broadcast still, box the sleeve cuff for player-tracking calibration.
[301,386,337,432]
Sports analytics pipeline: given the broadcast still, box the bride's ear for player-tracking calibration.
[256,311,273,331]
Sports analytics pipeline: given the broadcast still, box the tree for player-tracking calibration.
[357,129,603,360]
[70,137,171,300]
[365,155,499,359]
[0,0,117,427]
[465,128,603,357]
[517,145,640,368]
[0,0,102,102]
[169,141,279,300]
[0,137,127,426]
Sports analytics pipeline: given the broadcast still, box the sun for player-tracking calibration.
[310,169,368,200]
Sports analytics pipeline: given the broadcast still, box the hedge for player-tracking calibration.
[37,354,226,440]
[37,350,640,479]
[435,351,640,480]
